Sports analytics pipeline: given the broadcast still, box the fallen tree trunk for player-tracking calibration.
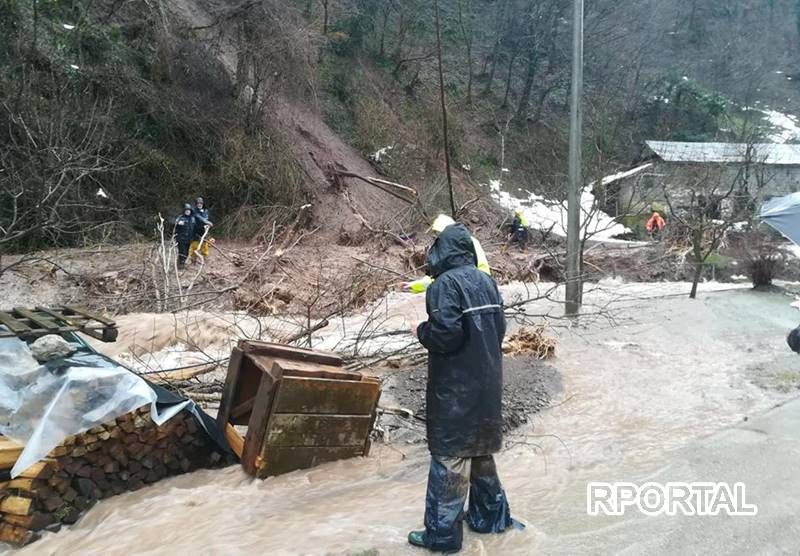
[334,171,417,204]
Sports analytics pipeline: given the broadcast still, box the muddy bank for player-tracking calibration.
[376,356,563,447]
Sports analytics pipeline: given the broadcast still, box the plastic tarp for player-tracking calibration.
[0,336,190,478]
[760,192,800,246]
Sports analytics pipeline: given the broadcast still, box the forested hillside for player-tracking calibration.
[2,0,798,251]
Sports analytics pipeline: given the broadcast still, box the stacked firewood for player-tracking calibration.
[0,407,227,546]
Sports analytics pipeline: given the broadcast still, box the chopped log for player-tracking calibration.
[0,523,36,545]
[42,496,63,512]
[3,512,54,531]
[0,443,23,470]
[0,496,33,516]
[6,478,41,492]
[0,408,224,547]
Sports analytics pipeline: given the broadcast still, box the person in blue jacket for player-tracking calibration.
[174,203,195,267]
[409,222,521,552]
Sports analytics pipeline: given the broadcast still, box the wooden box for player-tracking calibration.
[217,341,381,478]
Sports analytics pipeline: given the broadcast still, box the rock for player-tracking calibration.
[30,335,76,362]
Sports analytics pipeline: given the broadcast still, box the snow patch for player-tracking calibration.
[371,145,394,162]
[487,174,634,242]
[761,110,800,143]
[96,187,108,199]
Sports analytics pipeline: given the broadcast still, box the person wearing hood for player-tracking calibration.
[402,214,490,294]
[509,209,530,249]
[174,203,196,267]
[408,223,520,553]
[189,196,214,263]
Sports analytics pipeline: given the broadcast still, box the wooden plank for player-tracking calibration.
[34,306,79,326]
[224,424,244,459]
[62,305,116,326]
[270,359,364,382]
[0,523,35,546]
[230,397,256,421]
[0,312,30,334]
[272,376,381,415]
[239,340,342,367]
[267,414,373,448]
[0,496,33,516]
[217,347,244,429]
[148,363,218,382]
[242,372,280,476]
[0,444,23,470]
[258,446,365,478]
[13,307,59,330]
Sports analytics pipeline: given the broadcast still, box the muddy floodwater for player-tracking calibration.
[6,284,800,555]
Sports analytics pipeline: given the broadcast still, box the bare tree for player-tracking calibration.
[661,145,772,298]
[456,0,475,104]
[0,96,122,256]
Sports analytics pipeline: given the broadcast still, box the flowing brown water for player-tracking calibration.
[7,285,799,555]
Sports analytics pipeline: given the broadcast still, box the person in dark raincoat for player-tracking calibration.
[409,222,520,553]
[189,196,214,263]
[174,203,195,267]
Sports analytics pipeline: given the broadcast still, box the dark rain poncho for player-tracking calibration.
[416,223,506,457]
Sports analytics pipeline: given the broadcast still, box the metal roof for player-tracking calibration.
[646,141,800,165]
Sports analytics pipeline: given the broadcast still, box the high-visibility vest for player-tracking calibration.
[514,210,529,228]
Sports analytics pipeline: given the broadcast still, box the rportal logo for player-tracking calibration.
[587,482,758,516]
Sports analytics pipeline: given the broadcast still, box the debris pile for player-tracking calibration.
[503,326,557,360]
[0,407,226,546]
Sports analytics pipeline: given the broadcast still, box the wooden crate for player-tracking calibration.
[217,341,381,478]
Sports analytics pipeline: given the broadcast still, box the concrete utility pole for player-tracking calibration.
[435,0,457,217]
[565,0,584,316]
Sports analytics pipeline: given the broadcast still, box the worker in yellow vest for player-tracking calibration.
[509,209,530,249]
[402,214,490,294]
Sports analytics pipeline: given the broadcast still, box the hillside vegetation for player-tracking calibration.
[1,0,799,252]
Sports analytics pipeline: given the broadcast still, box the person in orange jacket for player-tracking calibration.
[646,211,666,240]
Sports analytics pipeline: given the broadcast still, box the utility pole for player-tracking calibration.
[435,0,457,217]
[565,0,584,316]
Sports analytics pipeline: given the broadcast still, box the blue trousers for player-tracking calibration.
[423,455,514,552]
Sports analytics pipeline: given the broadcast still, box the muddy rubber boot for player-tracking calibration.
[407,531,460,553]
[408,530,427,548]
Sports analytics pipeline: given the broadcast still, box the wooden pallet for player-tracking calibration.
[0,306,117,343]
[217,341,381,478]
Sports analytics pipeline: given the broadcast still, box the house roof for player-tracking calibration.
[598,163,654,186]
[646,141,800,166]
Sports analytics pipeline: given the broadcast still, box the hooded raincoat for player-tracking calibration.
[416,223,506,457]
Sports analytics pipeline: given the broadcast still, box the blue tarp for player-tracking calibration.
[760,193,800,246]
